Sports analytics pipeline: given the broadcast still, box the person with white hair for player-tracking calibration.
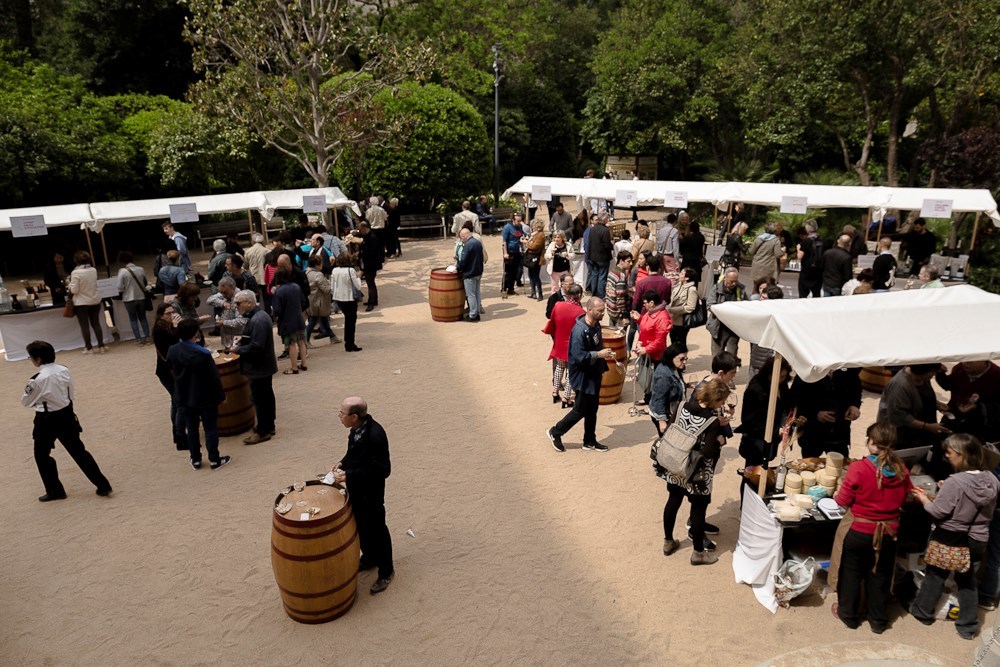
[243,233,268,285]
[232,290,278,445]
[206,239,232,294]
[706,267,746,357]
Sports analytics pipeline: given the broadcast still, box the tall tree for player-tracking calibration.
[185,0,431,188]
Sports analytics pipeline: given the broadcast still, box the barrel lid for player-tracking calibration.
[274,480,348,526]
[214,352,240,366]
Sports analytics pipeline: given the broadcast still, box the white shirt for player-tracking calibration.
[656,223,679,257]
[614,239,632,257]
[366,205,388,230]
[68,266,101,306]
[22,363,74,412]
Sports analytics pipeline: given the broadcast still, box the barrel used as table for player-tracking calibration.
[271,480,361,624]
[599,327,628,405]
[860,366,893,393]
[428,268,465,322]
[214,353,255,436]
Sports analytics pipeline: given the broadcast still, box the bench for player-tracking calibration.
[195,218,284,252]
[399,213,446,238]
[484,207,515,235]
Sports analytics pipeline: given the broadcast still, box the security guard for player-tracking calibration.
[21,340,112,502]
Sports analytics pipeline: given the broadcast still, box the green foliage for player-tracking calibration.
[335,83,490,210]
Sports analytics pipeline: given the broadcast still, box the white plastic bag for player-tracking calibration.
[774,557,819,608]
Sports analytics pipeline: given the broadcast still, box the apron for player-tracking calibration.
[828,511,897,590]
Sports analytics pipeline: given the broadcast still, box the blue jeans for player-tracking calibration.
[587,262,609,299]
[911,537,987,637]
[306,315,333,340]
[124,300,150,340]
[980,505,1000,606]
[183,405,221,464]
[464,276,482,318]
[822,286,842,297]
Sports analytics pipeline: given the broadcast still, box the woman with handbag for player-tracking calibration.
[831,422,912,634]
[668,268,700,347]
[330,253,364,352]
[523,219,546,300]
[657,377,731,565]
[68,251,107,355]
[115,251,151,346]
[910,434,1000,639]
[649,344,688,437]
[544,231,573,295]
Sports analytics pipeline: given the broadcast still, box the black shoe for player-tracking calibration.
[190,459,202,470]
[175,442,187,451]
[277,350,290,360]
[365,305,375,312]
[313,333,330,339]
[463,315,480,322]
[346,345,363,352]
[96,487,113,497]
[370,574,393,595]
[687,520,720,535]
[870,624,886,635]
[547,428,565,453]
[582,442,609,452]
[38,493,67,502]
[210,456,232,470]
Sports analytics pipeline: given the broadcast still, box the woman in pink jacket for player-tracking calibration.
[542,283,584,408]
[631,288,672,404]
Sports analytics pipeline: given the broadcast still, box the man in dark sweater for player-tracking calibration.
[820,234,854,296]
[456,228,484,322]
[168,318,231,470]
[791,369,862,458]
[234,290,278,444]
[332,396,394,595]
[546,274,574,319]
[901,217,937,276]
[871,236,897,291]
[585,215,613,298]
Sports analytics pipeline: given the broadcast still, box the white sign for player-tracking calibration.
[664,191,688,209]
[780,196,808,215]
[530,185,552,202]
[857,255,876,271]
[302,195,327,213]
[705,246,725,263]
[169,203,199,224]
[9,215,47,238]
[920,198,953,218]
[96,278,119,299]
[615,189,638,207]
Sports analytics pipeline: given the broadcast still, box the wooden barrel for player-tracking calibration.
[271,481,361,624]
[214,353,255,436]
[599,327,628,405]
[428,268,465,322]
[860,366,893,393]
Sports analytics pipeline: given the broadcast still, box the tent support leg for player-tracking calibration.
[758,352,783,497]
[333,208,340,238]
[99,229,111,278]
[864,208,872,241]
[970,212,982,252]
[84,229,96,271]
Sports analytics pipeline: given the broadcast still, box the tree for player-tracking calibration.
[334,83,490,209]
[185,0,432,189]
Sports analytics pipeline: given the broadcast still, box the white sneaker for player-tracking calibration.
[81,349,94,355]
[98,346,108,354]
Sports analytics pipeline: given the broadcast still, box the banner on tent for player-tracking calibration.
[169,203,199,224]
[664,191,688,209]
[920,199,953,219]
[531,185,552,202]
[302,195,327,213]
[9,215,47,238]
[780,196,808,215]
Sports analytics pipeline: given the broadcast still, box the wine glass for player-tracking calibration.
[293,480,305,493]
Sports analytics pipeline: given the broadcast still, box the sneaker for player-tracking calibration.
[98,346,108,354]
[96,487,113,497]
[582,442,609,452]
[690,550,719,565]
[663,539,680,556]
[980,600,998,611]
[546,428,565,453]
[190,459,202,470]
[277,350,290,360]
[81,349,94,355]
[687,520,720,535]
[210,456,232,470]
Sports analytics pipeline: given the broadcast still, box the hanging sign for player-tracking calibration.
[169,203,199,224]
[302,195,328,213]
[615,190,638,207]
[920,199,953,218]
[664,191,688,209]
[96,278,119,299]
[9,215,48,238]
[530,185,552,202]
[780,196,808,215]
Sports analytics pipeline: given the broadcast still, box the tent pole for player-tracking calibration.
[333,207,340,237]
[864,208,872,241]
[970,212,982,252]
[758,352,784,497]
[247,209,254,239]
[722,202,733,246]
[84,229,96,269]
[712,205,719,244]
[99,228,111,278]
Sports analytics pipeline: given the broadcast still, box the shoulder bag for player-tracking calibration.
[652,413,717,483]
[63,297,75,318]
[126,266,154,312]
[924,527,971,573]
[683,298,707,328]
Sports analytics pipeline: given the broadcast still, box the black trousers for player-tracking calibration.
[798,273,821,299]
[33,407,110,496]
[837,529,896,630]
[502,253,521,293]
[335,300,358,347]
[364,270,379,306]
[349,477,394,579]
[249,375,276,435]
[551,390,600,445]
[663,483,710,551]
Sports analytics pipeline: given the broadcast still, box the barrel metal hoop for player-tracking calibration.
[271,528,358,561]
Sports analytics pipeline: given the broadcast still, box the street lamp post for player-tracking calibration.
[492,44,502,206]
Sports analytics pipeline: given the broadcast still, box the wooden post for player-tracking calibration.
[247,209,254,238]
[758,351,784,497]
[970,212,982,252]
[864,207,873,241]
[99,228,111,278]
[84,227,96,268]
[333,207,340,237]
[712,204,719,245]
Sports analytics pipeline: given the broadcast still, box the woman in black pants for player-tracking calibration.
[330,253,363,351]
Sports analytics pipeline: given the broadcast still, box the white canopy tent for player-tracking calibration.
[0,187,360,233]
[503,177,1000,225]
[710,285,1000,383]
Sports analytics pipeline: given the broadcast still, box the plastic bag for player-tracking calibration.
[774,557,819,608]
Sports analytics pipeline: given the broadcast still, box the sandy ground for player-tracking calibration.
[0,234,984,666]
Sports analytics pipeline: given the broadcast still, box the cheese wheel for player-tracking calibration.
[786,472,802,487]
[826,452,845,469]
[801,471,817,486]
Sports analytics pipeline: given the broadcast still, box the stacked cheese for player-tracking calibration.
[823,452,846,496]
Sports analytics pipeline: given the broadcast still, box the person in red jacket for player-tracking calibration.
[631,288,672,404]
[542,284,585,408]
[832,422,913,634]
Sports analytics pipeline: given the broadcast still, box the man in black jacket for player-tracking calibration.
[331,396,394,595]
[820,234,854,296]
[585,215,613,298]
[791,369,862,458]
[545,274,574,319]
[233,290,278,444]
[168,318,231,470]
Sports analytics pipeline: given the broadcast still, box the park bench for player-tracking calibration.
[399,213,446,238]
[485,206,515,235]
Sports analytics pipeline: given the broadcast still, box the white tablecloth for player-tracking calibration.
[0,306,112,361]
[733,485,784,613]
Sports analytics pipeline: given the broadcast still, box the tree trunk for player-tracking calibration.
[12,0,34,53]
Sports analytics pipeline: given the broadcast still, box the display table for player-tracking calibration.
[0,306,112,361]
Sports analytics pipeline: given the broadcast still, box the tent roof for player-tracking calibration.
[503,177,1000,225]
[710,285,1000,382]
[0,188,360,233]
